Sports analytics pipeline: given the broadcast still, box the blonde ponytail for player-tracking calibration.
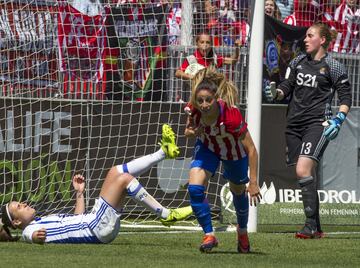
[190,66,239,108]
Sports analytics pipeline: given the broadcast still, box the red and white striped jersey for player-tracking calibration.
[332,2,360,54]
[187,100,248,160]
[232,20,250,46]
[283,0,319,27]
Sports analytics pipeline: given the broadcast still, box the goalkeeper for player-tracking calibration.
[0,125,192,244]
[175,32,240,80]
[265,23,352,239]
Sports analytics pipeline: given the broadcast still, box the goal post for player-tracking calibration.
[246,0,265,233]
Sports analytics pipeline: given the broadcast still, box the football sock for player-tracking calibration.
[314,172,322,231]
[188,184,213,234]
[315,192,322,231]
[232,190,249,231]
[299,176,317,227]
[126,178,170,219]
[117,149,165,177]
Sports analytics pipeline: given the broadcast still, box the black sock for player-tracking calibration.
[315,192,322,231]
[298,176,317,229]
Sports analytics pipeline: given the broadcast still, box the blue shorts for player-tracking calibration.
[190,140,249,185]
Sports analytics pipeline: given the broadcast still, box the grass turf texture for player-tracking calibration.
[1,226,360,268]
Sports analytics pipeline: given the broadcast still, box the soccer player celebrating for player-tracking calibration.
[265,23,352,238]
[184,67,262,253]
[1,125,192,244]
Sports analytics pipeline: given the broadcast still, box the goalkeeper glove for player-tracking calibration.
[264,82,278,102]
[322,112,347,140]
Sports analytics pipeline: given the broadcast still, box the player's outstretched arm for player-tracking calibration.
[73,174,86,214]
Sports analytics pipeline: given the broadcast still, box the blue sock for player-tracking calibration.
[232,190,249,230]
[188,184,213,234]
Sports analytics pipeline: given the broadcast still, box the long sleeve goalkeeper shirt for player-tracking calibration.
[278,53,352,128]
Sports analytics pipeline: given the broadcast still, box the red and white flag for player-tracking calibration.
[57,1,107,82]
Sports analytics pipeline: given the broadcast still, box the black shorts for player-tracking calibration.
[285,123,329,166]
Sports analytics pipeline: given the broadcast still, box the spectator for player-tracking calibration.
[333,0,360,53]
[275,0,294,19]
[193,1,211,35]
[167,2,182,45]
[205,0,250,46]
[265,0,282,19]
[283,0,320,27]
[175,32,240,80]
[231,17,251,47]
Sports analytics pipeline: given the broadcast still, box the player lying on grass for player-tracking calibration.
[0,124,192,244]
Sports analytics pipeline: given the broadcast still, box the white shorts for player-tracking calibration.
[91,197,122,243]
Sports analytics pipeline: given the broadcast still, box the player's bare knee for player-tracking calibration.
[106,167,133,186]
[189,168,209,185]
[229,182,246,195]
[118,172,134,185]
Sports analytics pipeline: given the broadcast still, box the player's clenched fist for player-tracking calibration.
[72,174,85,194]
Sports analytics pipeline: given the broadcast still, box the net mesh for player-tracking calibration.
[0,0,359,229]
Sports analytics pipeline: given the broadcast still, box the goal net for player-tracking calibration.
[1,0,359,231]
[0,0,250,229]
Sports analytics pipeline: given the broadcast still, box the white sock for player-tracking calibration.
[116,149,165,177]
[126,178,170,219]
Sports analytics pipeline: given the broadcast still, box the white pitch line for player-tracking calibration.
[120,225,360,236]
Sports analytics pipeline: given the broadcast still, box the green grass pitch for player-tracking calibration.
[1,225,360,268]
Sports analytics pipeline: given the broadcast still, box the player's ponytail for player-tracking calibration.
[190,67,239,108]
[217,79,238,108]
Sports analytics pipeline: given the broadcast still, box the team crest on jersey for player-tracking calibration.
[319,67,326,75]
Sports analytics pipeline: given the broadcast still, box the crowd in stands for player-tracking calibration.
[2,0,358,101]
[78,0,360,101]
[106,0,359,54]
[147,0,359,54]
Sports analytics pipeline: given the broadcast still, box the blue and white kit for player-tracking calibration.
[22,197,121,244]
